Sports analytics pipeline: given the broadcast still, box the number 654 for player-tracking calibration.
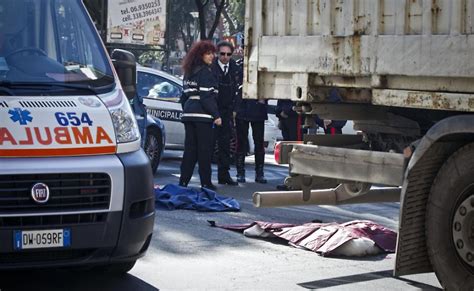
[55,112,93,126]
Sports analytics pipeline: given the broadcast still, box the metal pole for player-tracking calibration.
[253,186,401,207]
[163,0,171,72]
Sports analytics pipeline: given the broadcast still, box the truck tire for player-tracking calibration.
[144,128,162,174]
[426,143,474,290]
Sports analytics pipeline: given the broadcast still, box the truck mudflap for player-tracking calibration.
[0,96,117,157]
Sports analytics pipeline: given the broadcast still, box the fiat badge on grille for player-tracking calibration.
[31,183,50,203]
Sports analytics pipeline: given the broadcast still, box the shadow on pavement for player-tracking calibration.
[0,269,158,291]
[150,152,401,258]
[298,270,442,290]
[324,253,393,262]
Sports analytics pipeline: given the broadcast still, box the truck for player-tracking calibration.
[0,0,154,273]
[243,1,474,289]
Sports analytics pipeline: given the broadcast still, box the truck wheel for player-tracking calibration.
[144,128,162,174]
[426,143,474,290]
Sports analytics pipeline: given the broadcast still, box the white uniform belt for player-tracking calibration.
[182,113,213,119]
[189,96,200,100]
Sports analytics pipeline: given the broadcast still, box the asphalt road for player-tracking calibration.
[0,151,442,290]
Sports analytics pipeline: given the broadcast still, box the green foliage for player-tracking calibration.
[226,0,245,34]
[138,50,164,66]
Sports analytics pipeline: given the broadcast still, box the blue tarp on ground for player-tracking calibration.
[155,184,240,212]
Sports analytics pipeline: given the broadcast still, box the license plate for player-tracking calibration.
[14,229,70,250]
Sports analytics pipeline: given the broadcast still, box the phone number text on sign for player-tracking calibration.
[120,0,162,23]
[132,8,161,21]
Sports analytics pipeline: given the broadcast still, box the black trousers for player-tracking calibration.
[280,115,303,141]
[180,121,214,186]
[324,126,343,135]
[215,112,232,177]
[235,119,265,167]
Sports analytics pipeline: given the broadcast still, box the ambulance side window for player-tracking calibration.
[137,72,182,101]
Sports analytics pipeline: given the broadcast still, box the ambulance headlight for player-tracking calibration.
[109,100,140,143]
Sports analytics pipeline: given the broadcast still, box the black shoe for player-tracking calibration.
[255,163,266,184]
[255,176,267,184]
[236,175,246,183]
[218,177,238,186]
[201,184,217,191]
[276,184,289,191]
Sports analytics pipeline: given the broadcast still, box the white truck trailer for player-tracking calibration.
[243,1,474,289]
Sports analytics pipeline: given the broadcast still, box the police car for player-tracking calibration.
[138,66,282,153]
[138,66,185,149]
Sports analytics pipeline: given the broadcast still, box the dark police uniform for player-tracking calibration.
[179,65,220,188]
[211,58,239,183]
[234,59,268,183]
[275,100,304,141]
[314,88,347,134]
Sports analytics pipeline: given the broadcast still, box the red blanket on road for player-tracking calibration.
[209,220,396,257]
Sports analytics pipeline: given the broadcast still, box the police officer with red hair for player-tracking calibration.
[179,40,221,190]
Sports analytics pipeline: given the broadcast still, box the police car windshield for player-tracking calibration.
[0,0,114,92]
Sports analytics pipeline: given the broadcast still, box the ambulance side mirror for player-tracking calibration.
[111,49,137,100]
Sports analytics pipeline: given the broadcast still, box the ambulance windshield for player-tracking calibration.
[0,0,114,93]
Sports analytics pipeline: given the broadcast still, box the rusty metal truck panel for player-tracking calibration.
[244,0,474,111]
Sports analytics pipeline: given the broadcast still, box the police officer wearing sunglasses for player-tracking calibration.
[211,41,240,186]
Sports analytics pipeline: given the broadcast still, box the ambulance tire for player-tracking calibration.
[103,260,136,275]
[426,143,474,291]
[144,128,162,174]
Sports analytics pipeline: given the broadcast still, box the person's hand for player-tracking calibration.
[214,117,222,126]
[323,119,332,129]
[280,112,288,119]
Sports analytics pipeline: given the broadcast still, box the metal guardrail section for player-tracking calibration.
[289,144,406,186]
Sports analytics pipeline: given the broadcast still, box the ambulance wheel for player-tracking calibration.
[426,143,474,290]
[144,128,162,174]
[104,261,136,274]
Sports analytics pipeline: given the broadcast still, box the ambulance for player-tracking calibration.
[0,0,154,273]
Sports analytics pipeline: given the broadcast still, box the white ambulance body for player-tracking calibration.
[0,0,154,273]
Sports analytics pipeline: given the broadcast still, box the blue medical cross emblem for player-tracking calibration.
[9,108,33,125]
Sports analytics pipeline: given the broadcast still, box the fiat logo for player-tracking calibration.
[31,183,50,204]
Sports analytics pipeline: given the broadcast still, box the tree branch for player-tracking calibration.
[207,0,226,39]
[195,0,208,39]
[221,1,236,34]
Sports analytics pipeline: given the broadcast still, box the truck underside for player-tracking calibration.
[244,1,474,288]
[257,109,474,289]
